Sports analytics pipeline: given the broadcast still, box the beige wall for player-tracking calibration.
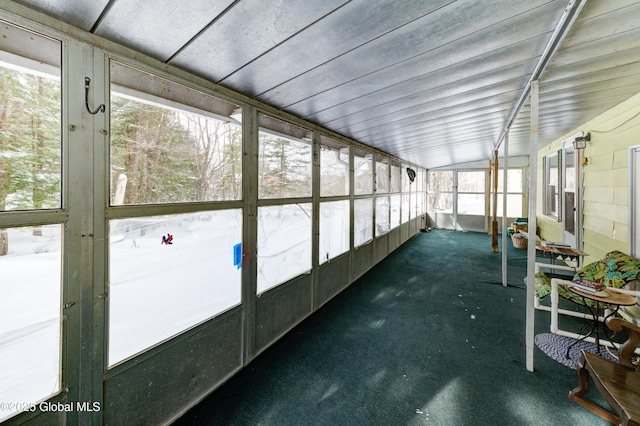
[537,92,640,263]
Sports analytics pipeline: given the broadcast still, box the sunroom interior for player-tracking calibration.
[2,0,640,424]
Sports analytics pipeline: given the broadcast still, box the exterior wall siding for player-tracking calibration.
[537,92,640,263]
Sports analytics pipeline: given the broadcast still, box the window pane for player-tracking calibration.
[108,210,242,365]
[110,63,242,205]
[354,198,373,246]
[0,225,61,420]
[497,194,523,218]
[257,203,311,293]
[428,192,453,214]
[411,192,421,218]
[544,152,560,217]
[354,148,373,195]
[258,115,312,199]
[376,196,390,236]
[416,191,425,216]
[402,194,410,223]
[497,169,523,193]
[402,164,412,192]
[319,200,349,264]
[458,194,485,215]
[458,171,485,192]
[565,147,576,192]
[320,136,349,197]
[428,171,453,192]
[390,161,401,193]
[375,156,389,193]
[0,27,61,212]
[416,168,424,192]
[390,194,401,229]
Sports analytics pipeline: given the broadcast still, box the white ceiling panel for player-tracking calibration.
[94,0,237,61]
[7,0,640,170]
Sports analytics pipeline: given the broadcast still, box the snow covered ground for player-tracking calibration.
[108,211,242,365]
[0,211,243,420]
[0,205,322,420]
[0,225,61,421]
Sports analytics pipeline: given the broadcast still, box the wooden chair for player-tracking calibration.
[569,317,640,425]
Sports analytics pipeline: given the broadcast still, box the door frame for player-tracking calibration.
[629,145,640,257]
[561,136,583,249]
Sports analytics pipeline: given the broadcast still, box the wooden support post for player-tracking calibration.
[487,160,493,234]
[502,132,509,286]
[492,151,499,252]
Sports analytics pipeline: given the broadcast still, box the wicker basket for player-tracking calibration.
[511,233,527,249]
[512,223,528,233]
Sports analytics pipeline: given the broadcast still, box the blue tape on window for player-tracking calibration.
[233,243,242,269]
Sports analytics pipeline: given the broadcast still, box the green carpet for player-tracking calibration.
[174,229,610,426]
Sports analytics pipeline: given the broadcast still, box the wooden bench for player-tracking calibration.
[569,317,640,425]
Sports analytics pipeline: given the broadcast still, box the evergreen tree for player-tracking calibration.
[0,67,61,254]
[110,96,198,204]
[258,134,311,198]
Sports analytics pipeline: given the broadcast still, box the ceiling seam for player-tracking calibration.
[89,0,117,33]
[318,58,535,129]
[267,0,562,111]
[290,13,567,119]
[211,0,358,86]
[249,0,457,100]
[164,0,242,64]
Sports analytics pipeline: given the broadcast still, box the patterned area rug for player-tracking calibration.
[534,333,618,370]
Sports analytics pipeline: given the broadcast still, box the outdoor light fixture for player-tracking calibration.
[573,132,590,149]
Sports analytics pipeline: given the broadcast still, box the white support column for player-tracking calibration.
[526,81,540,371]
[502,132,509,286]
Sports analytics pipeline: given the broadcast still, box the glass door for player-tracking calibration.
[456,170,487,232]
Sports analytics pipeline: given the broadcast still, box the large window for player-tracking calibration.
[376,195,390,236]
[354,198,373,247]
[413,167,425,218]
[0,24,62,421]
[257,114,312,292]
[498,169,524,218]
[258,203,312,293]
[544,151,561,220]
[108,210,242,365]
[110,62,242,205]
[319,200,349,263]
[375,155,390,236]
[354,148,373,195]
[457,171,485,215]
[0,225,62,420]
[0,42,61,211]
[320,136,349,197]
[319,136,350,263]
[390,160,402,194]
[108,63,244,366]
[427,171,454,214]
[390,160,402,229]
[402,194,411,223]
[258,114,312,199]
[375,155,389,194]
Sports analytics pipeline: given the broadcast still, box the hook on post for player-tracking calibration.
[84,77,105,115]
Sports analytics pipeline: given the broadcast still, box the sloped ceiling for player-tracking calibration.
[7,0,640,169]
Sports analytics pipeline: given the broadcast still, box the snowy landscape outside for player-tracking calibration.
[0,226,61,421]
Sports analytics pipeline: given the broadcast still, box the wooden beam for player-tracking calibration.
[492,150,499,252]
[487,160,492,234]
